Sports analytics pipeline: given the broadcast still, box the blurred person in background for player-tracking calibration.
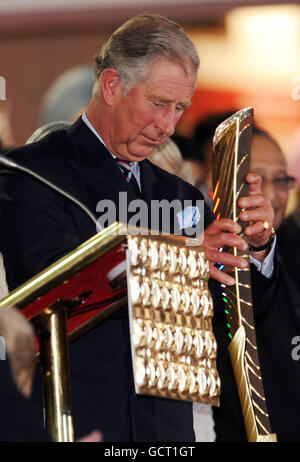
[0,104,16,153]
[172,132,205,188]
[40,66,94,125]
[0,306,101,442]
[0,306,51,441]
[148,136,195,184]
[276,126,300,289]
[250,127,295,231]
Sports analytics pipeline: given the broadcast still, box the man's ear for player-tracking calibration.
[101,68,122,106]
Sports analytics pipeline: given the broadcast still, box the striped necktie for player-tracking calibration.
[116,158,141,198]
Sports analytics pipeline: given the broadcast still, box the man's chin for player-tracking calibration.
[127,145,156,162]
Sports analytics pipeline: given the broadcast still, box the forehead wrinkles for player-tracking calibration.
[145,76,195,108]
[143,57,195,101]
[251,138,286,170]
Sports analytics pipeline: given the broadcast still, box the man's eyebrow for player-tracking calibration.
[151,96,191,109]
[181,100,191,109]
[175,99,192,109]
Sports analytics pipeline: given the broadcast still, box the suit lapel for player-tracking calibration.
[66,118,137,208]
[140,160,177,204]
[139,160,178,233]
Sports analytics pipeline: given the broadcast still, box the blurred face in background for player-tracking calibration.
[250,134,295,230]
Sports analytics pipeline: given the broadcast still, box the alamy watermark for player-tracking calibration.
[291,336,300,361]
[95,193,204,243]
[0,336,6,360]
[0,76,6,101]
[291,76,300,101]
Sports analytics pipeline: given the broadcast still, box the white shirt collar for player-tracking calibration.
[81,112,141,188]
[81,112,115,156]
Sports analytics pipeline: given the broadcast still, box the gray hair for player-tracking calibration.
[94,14,199,94]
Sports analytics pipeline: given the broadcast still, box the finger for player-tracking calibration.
[209,264,235,286]
[205,218,241,236]
[245,172,262,193]
[238,194,266,210]
[239,206,269,223]
[205,232,248,251]
[243,220,270,237]
[206,248,248,269]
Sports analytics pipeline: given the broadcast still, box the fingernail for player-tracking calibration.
[234,223,242,233]
[226,276,235,286]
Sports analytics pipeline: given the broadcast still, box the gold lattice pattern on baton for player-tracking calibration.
[127,234,220,406]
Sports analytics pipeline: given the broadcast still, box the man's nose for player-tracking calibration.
[155,108,177,137]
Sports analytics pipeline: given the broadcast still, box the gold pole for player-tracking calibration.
[33,304,74,442]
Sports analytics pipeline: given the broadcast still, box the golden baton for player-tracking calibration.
[211,107,277,442]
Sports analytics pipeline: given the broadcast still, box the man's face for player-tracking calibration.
[107,57,196,162]
[250,135,289,230]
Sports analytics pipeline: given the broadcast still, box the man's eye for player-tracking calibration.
[153,101,164,108]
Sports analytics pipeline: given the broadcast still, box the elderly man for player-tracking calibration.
[0,15,275,441]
